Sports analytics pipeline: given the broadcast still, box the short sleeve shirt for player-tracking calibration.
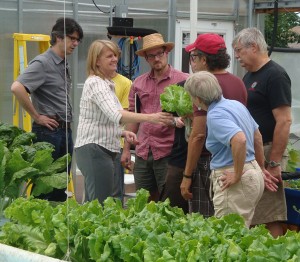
[113,73,132,109]
[243,60,291,143]
[193,72,248,156]
[128,66,189,160]
[206,97,258,169]
[17,48,72,121]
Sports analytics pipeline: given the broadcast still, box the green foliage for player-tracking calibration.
[160,84,193,116]
[0,122,24,146]
[0,122,71,217]
[265,12,300,48]
[286,179,300,190]
[1,189,300,261]
[9,132,37,151]
[286,143,300,172]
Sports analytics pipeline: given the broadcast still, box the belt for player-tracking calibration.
[46,115,71,129]
[57,120,71,129]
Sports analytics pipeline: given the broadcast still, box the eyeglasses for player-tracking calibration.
[190,53,200,63]
[67,35,81,43]
[234,46,245,54]
[146,51,165,60]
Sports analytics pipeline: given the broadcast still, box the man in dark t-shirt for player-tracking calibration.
[232,27,292,237]
[243,61,291,143]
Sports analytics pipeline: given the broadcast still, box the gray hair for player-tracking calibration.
[184,71,222,106]
[232,27,268,53]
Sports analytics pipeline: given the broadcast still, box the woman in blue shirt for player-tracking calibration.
[184,71,278,227]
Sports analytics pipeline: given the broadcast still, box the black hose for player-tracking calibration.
[267,47,300,53]
[268,0,279,57]
[282,172,300,180]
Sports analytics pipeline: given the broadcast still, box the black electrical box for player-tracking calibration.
[112,17,133,28]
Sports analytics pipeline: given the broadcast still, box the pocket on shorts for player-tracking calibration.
[212,177,225,208]
[240,171,260,207]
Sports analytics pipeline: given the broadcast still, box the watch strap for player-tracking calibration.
[267,160,281,167]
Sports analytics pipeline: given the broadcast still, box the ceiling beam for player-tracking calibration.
[254,0,300,13]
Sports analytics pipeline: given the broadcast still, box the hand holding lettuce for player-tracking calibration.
[160,84,193,140]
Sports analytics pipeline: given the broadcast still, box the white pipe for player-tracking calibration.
[190,0,198,45]
[189,0,198,74]
[0,243,66,262]
[248,0,254,27]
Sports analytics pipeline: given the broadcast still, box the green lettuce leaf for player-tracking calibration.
[160,84,193,116]
[31,149,54,172]
[45,154,71,175]
[9,132,36,151]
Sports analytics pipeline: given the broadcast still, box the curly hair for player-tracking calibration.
[202,49,230,71]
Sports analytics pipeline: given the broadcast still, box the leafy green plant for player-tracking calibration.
[0,122,70,217]
[286,143,300,172]
[286,179,300,190]
[265,12,300,48]
[160,84,193,116]
[1,189,300,261]
[160,84,193,141]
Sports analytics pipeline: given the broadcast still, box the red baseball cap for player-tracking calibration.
[185,33,226,54]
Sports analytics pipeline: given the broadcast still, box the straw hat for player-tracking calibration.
[135,33,174,57]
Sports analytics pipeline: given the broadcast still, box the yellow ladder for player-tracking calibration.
[12,33,75,199]
[13,33,50,131]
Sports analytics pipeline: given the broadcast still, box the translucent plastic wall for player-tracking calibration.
[0,0,170,131]
[271,52,300,136]
[0,0,244,127]
[1,0,298,137]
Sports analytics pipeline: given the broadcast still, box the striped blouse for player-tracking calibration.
[75,75,123,152]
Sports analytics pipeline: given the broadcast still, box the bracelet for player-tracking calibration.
[183,173,192,179]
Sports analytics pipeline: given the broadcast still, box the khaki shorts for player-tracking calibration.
[251,145,288,225]
[211,160,264,228]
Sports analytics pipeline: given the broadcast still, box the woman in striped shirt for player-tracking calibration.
[75,40,173,204]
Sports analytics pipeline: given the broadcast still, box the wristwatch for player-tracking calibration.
[268,160,281,168]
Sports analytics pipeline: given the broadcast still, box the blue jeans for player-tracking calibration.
[32,123,73,201]
[32,123,73,161]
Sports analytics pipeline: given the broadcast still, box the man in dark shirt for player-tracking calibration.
[232,27,292,237]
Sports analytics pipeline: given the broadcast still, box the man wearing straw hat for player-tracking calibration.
[121,33,189,201]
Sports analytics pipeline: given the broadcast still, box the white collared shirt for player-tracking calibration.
[75,75,123,152]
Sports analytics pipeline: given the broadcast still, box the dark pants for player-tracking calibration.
[160,165,189,214]
[134,150,169,202]
[190,155,214,218]
[32,123,73,201]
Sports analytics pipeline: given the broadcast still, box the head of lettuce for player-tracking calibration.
[160,84,193,116]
